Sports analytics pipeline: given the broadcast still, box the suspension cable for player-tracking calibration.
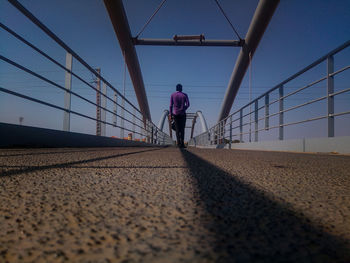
[135,0,167,38]
[214,0,242,40]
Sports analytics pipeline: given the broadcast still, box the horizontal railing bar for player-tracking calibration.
[330,87,350,97]
[0,23,144,124]
[0,55,144,131]
[329,65,350,77]
[232,126,268,137]
[231,116,241,124]
[281,95,327,114]
[8,0,142,116]
[232,130,253,137]
[228,64,348,128]
[263,115,327,130]
[254,41,350,101]
[241,111,251,119]
[0,86,145,136]
[281,76,327,100]
[244,94,328,123]
[331,111,350,117]
[281,115,328,127]
[237,85,350,122]
[231,115,328,138]
[257,105,265,111]
[267,111,280,118]
[228,111,348,142]
[267,97,280,107]
[226,40,350,119]
[257,115,266,122]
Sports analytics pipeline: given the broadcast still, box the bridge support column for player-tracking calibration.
[217,0,280,122]
[327,55,334,137]
[104,0,151,121]
[63,52,72,131]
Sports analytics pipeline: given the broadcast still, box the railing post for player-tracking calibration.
[146,120,150,143]
[101,82,107,136]
[279,85,284,140]
[221,121,224,144]
[208,130,211,145]
[132,108,136,138]
[155,127,158,144]
[327,55,334,137]
[95,68,101,136]
[113,92,117,127]
[220,121,224,144]
[120,96,125,138]
[239,109,243,142]
[255,100,258,142]
[63,52,72,131]
[265,94,269,130]
[151,126,154,144]
[229,115,232,149]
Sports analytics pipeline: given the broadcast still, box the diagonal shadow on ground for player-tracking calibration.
[180,149,350,262]
[0,147,163,177]
[0,148,131,158]
[0,165,187,169]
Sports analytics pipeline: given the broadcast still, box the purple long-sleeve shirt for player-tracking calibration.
[170,91,190,116]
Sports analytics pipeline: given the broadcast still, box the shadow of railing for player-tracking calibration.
[0,148,129,158]
[180,149,350,262]
[0,147,164,177]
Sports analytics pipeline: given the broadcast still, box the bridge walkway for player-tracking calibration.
[0,147,349,262]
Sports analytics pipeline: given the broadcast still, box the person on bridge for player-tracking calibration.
[170,84,190,148]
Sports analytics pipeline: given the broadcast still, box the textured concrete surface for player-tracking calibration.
[0,147,349,262]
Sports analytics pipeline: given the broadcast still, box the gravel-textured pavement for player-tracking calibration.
[0,147,349,262]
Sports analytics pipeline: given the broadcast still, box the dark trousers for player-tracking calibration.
[174,114,186,146]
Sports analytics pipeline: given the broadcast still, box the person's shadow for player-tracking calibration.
[180,149,350,262]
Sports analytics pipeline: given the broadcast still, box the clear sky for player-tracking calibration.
[0,0,349,141]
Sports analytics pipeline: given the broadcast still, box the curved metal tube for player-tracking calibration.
[218,0,279,121]
[104,0,151,121]
[196,111,209,133]
[158,110,169,131]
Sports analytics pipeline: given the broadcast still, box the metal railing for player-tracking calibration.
[0,1,173,146]
[190,40,350,147]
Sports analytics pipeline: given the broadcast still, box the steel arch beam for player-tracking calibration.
[159,110,208,139]
[218,0,279,122]
[103,0,151,121]
[158,110,169,131]
[190,111,209,138]
[196,111,208,134]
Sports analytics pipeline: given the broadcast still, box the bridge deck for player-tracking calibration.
[1,147,349,262]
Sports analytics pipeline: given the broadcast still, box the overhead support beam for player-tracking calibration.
[103,0,151,121]
[133,38,244,47]
[218,0,280,122]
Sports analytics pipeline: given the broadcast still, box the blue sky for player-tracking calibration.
[0,0,349,140]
